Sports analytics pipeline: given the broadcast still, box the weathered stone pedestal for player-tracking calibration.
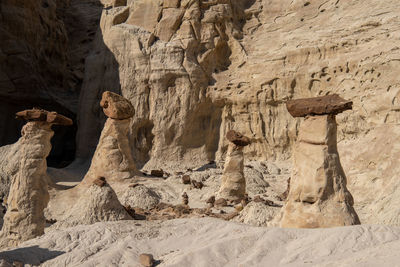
[217,130,250,202]
[0,109,72,247]
[280,95,360,228]
[79,91,139,187]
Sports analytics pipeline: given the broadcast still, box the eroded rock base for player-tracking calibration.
[280,115,360,228]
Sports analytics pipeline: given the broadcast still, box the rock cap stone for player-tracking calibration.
[286,94,353,117]
[226,130,250,146]
[100,91,134,120]
[15,109,73,126]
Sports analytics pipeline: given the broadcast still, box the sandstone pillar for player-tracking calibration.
[0,109,72,247]
[79,91,139,187]
[217,130,250,201]
[280,95,360,228]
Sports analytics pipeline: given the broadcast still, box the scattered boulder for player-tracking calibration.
[181,175,191,184]
[151,169,164,177]
[100,91,134,120]
[120,184,161,210]
[182,192,189,205]
[215,198,227,207]
[139,253,154,267]
[286,94,353,117]
[0,110,72,248]
[218,130,249,201]
[206,196,216,207]
[280,113,360,228]
[191,180,204,189]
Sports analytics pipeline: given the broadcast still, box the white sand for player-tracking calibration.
[1,218,399,266]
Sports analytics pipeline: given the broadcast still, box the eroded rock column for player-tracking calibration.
[0,109,72,247]
[79,91,139,187]
[280,95,360,228]
[217,130,250,202]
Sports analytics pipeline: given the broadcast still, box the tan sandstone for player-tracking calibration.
[0,111,71,248]
[217,131,249,201]
[54,178,131,228]
[280,115,360,228]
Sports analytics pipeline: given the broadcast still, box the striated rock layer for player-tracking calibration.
[280,115,360,228]
[0,122,53,248]
[76,0,249,168]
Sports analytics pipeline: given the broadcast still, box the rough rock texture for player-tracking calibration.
[0,121,54,248]
[0,144,21,198]
[78,117,139,187]
[280,115,360,228]
[286,94,353,117]
[218,143,246,201]
[76,0,249,168]
[119,184,161,210]
[100,91,134,120]
[235,201,278,227]
[54,181,131,228]
[16,109,73,125]
[226,130,251,146]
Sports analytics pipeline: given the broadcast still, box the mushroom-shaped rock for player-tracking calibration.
[100,91,134,119]
[78,97,139,187]
[286,94,353,117]
[226,130,251,146]
[280,114,360,228]
[16,109,73,125]
[0,110,72,248]
[217,130,249,201]
[54,178,131,227]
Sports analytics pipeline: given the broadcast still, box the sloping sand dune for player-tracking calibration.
[1,218,399,267]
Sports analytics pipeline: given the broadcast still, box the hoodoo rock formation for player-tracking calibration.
[79,91,138,187]
[280,95,360,228]
[217,130,250,201]
[0,109,72,248]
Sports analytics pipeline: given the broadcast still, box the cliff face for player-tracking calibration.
[2,1,400,224]
[76,0,250,168]
[0,0,102,165]
[76,0,400,170]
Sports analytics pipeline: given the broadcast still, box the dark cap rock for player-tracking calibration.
[100,91,134,120]
[16,109,73,126]
[226,130,250,146]
[286,94,353,117]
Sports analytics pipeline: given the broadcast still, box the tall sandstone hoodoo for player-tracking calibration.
[0,109,72,248]
[78,91,139,188]
[217,130,250,202]
[280,95,360,228]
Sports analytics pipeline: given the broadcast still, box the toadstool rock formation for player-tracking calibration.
[79,91,139,187]
[0,109,72,248]
[54,177,131,227]
[280,95,360,228]
[217,130,250,201]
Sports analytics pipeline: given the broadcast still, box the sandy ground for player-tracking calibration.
[0,218,399,267]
